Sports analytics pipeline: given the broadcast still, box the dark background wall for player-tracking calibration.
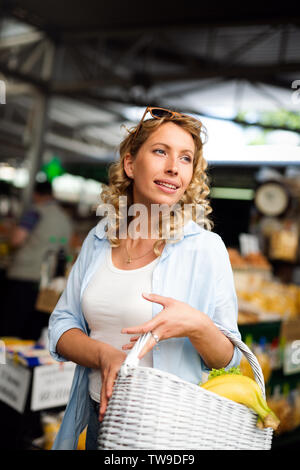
[210,198,252,247]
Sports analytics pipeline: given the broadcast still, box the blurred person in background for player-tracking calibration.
[1,181,73,340]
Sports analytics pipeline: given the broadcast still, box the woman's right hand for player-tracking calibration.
[98,344,127,422]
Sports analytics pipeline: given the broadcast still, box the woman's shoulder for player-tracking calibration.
[184,220,224,245]
[182,221,228,259]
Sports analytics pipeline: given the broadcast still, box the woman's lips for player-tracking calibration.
[154,181,178,194]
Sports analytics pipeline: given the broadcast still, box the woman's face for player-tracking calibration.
[124,122,195,209]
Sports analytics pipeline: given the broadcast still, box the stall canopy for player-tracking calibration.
[0,2,300,175]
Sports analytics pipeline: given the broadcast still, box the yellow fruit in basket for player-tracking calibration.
[201,374,280,430]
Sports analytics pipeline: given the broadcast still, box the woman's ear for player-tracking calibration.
[124,153,134,179]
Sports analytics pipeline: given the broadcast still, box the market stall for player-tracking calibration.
[225,171,300,447]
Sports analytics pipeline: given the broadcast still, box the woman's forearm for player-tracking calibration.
[56,328,106,369]
[188,313,234,370]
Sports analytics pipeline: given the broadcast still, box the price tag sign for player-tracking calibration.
[283,340,300,375]
[239,233,260,256]
[30,362,76,411]
[0,360,31,413]
[281,319,300,375]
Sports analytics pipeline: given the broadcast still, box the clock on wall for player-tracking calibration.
[254,181,290,217]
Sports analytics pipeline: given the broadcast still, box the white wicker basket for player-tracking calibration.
[98,326,273,450]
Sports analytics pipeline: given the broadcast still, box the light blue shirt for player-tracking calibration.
[48,219,242,450]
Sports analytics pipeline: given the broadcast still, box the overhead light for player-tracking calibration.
[14,168,29,188]
[52,173,103,204]
[0,164,15,182]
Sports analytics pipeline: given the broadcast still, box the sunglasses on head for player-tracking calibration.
[132,106,187,141]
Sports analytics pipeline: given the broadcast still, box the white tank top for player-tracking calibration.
[81,243,160,403]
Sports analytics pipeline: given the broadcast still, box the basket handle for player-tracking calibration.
[122,326,266,398]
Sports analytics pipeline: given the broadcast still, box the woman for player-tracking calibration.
[48,106,242,450]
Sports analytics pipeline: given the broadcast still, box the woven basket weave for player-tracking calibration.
[98,326,273,450]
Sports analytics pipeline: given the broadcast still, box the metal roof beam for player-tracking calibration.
[0,29,44,49]
[54,17,300,42]
[53,91,300,134]
[5,5,300,41]
[51,60,300,93]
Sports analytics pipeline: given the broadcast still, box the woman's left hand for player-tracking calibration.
[121,292,203,359]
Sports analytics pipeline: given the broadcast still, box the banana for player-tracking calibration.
[201,374,280,431]
[202,373,262,394]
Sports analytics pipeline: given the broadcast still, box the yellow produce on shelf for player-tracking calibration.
[236,280,300,320]
[228,246,300,321]
[77,428,87,450]
[43,419,61,450]
[240,353,272,384]
[41,413,86,450]
[0,337,35,346]
[266,397,295,435]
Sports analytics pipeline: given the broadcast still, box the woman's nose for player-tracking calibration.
[165,158,178,175]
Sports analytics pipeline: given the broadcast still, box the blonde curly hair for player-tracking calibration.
[100,112,213,256]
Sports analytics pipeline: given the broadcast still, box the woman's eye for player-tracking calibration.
[153,149,192,162]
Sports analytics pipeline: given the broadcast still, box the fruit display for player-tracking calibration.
[244,252,272,270]
[269,225,299,263]
[34,412,86,450]
[238,323,300,438]
[227,247,300,322]
[240,352,272,384]
[200,367,280,431]
[227,248,271,271]
[0,337,58,366]
[227,248,249,268]
[237,280,300,321]
[266,396,295,435]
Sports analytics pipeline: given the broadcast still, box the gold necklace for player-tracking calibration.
[125,240,155,264]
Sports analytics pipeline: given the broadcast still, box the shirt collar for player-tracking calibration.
[94,218,204,241]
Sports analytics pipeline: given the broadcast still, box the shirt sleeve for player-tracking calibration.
[48,227,95,362]
[19,209,41,232]
[202,234,242,372]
